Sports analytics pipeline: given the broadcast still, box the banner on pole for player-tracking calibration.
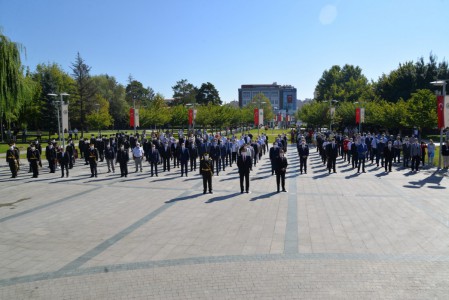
[254,108,259,125]
[129,108,134,127]
[360,107,365,123]
[438,95,449,129]
[188,109,193,125]
[355,108,360,124]
[258,109,264,125]
[61,103,69,132]
[135,109,139,127]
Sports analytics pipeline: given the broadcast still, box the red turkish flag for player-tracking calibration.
[254,108,259,126]
[188,109,193,125]
[129,108,134,127]
[355,108,360,124]
[437,96,444,129]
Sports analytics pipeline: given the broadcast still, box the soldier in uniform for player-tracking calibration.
[87,143,99,177]
[27,143,42,178]
[6,142,20,178]
[116,144,129,177]
[200,153,214,194]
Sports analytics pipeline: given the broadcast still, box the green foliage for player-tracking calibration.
[297,100,329,127]
[125,76,154,107]
[172,79,197,106]
[244,93,274,123]
[405,89,437,130]
[314,64,372,102]
[140,93,170,128]
[196,82,222,105]
[85,94,113,130]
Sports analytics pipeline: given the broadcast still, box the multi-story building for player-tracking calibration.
[238,83,297,114]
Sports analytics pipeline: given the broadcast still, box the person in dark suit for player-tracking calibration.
[116,144,129,177]
[148,144,160,177]
[275,149,288,192]
[179,142,190,177]
[326,138,338,173]
[209,140,221,176]
[189,141,198,172]
[200,153,214,194]
[161,142,172,172]
[297,139,309,174]
[269,142,280,175]
[237,146,252,193]
[57,146,70,177]
[383,141,394,172]
[171,140,180,169]
[45,141,57,173]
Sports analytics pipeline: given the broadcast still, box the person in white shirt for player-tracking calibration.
[132,142,144,172]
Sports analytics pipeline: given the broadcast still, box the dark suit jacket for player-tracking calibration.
[384,146,394,160]
[57,151,70,165]
[275,156,288,173]
[326,143,338,159]
[298,145,309,157]
[237,155,252,174]
[179,148,190,162]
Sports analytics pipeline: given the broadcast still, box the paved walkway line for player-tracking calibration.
[58,181,204,273]
[284,148,299,254]
[0,187,98,224]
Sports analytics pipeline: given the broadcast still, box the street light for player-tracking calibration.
[48,93,70,149]
[431,80,448,170]
[324,100,338,132]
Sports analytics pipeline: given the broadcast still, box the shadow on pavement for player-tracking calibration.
[165,193,204,203]
[205,192,241,203]
[250,191,279,201]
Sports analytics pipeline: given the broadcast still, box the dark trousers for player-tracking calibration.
[202,174,212,192]
[270,160,275,175]
[358,157,365,172]
[220,157,226,171]
[385,158,392,172]
[403,156,410,168]
[239,171,250,192]
[173,156,179,168]
[150,161,158,176]
[30,160,39,177]
[394,149,401,163]
[213,159,221,175]
[9,160,18,177]
[180,160,188,176]
[120,162,128,176]
[300,157,307,173]
[232,152,237,164]
[60,162,69,177]
[163,157,170,171]
[411,156,420,171]
[190,158,196,171]
[89,160,97,176]
[48,159,56,173]
[275,170,286,191]
[352,154,358,169]
[327,157,336,172]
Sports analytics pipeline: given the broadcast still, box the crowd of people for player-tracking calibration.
[5,129,447,194]
[4,130,294,194]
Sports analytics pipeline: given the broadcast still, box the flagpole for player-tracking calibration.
[431,80,448,170]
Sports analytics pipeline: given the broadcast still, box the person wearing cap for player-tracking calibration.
[200,153,214,194]
[132,142,144,172]
[27,143,42,178]
[275,149,288,192]
[57,146,70,178]
[87,143,99,177]
[237,146,252,193]
[6,142,20,178]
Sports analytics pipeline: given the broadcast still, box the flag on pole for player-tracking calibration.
[130,107,135,127]
[360,107,365,123]
[188,109,193,125]
[254,108,259,126]
[355,108,360,124]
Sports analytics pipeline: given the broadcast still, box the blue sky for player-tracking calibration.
[1,0,449,102]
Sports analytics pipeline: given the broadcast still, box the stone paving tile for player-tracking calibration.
[1,145,449,298]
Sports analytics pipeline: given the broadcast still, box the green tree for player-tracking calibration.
[172,79,197,106]
[125,76,154,108]
[169,104,188,128]
[297,100,329,128]
[315,64,372,102]
[196,82,222,105]
[85,94,113,133]
[244,93,274,124]
[71,52,95,137]
[406,89,437,131]
[140,93,170,129]
[91,74,128,129]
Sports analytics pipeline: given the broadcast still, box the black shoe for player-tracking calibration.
[95,175,97,177]
[246,191,250,194]
[209,191,213,194]
[203,191,207,194]
[282,189,287,192]
[277,190,280,193]
[241,191,244,194]
[61,175,64,178]
[90,175,94,178]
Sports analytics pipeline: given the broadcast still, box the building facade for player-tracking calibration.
[238,83,297,113]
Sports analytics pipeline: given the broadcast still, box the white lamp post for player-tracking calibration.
[48,93,70,148]
[431,80,448,170]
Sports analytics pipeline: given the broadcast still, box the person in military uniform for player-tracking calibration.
[27,143,42,178]
[116,144,129,177]
[87,143,99,177]
[200,153,214,194]
[57,146,70,178]
[275,149,288,192]
[6,142,20,178]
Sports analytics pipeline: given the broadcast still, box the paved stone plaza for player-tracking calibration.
[1,145,449,299]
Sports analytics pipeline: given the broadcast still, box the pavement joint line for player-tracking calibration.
[2,252,449,288]
[57,180,204,273]
[0,186,99,224]
[284,150,299,254]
